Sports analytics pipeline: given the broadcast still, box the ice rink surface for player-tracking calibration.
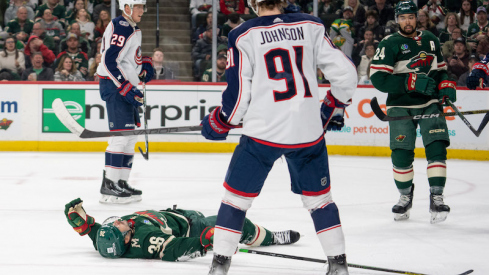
[0,152,487,275]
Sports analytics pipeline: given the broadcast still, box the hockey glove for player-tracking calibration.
[201,106,234,140]
[118,80,143,108]
[321,90,350,132]
[438,80,457,105]
[138,56,154,83]
[64,198,95,236]
[405,73,437,97]
[200,226,215,251]
[466,62,489,90]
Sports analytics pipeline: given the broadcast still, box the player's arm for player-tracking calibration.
[369,40,407,94]
[64,198,101,250]
[467,53,489,90]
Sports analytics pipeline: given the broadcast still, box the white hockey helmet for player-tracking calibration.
[119,0,147,14]
[247,0,286,15]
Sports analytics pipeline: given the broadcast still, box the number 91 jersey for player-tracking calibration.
[222,13,357,146]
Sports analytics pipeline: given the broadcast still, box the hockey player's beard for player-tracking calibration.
[399,22,417,36]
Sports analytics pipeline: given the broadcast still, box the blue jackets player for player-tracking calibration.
[200,0,357,274]
[96,0,154,204]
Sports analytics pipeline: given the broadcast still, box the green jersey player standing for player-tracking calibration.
[370,0,456,224]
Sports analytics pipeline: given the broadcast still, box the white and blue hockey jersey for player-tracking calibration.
[222,13,357,146]
[97,15,142,87]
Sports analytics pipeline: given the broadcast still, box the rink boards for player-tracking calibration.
[0,82,488,160]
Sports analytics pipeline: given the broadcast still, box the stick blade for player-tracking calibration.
[475,113,489,137]
[370,97,389,121]
[52,98,85,137]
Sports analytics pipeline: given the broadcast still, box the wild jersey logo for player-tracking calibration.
[135,46,142,65]
[0,118,13,130]
[395,135,406,142]
[406,51,435,74]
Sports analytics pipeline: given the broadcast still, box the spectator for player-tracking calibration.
[0,36,25,77]
[192,12,222,44]
[4,6,34,43]
[201,53,227,82]
[438,13,462,44]
[94,9,110,41]
[75,8,95,41]
[65,0,88,24]
[417,8,439,36]
[357,10,384,42]
[344,0,366,27]
[4,0,35,26]
[442,27,471,59]
[92,0,119,24]
[352,28,378,65]
[55,33,89,78]
[35,0,66,27]
[467,7,489,41]
[447,37,470,81]
[420,0,447,31]
[357,42,375,84]
[65,0,94,14]
[220,0,247,15]
[191,25,227,80]
[31,22,56,53]
[330,6,355,58]
[368,0,394,26]
[21,52,54,81]
[89,39,101,60]
[54,54,84,81]
[457,54,479,86]
[38,9,66,43]
[59,22,90,54]
[24,35,55,67]
[475,35,489,59]
[284,0,302,13]
[459,0,475,33]
[189,0,213,30]
[152,48,175,80]
[88,52,101,80]
[222,12,244,37]
[306,0,341,17]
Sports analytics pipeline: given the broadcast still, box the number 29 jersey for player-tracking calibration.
[222,13,357,146]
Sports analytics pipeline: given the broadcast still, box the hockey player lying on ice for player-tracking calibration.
[64,198,300,260]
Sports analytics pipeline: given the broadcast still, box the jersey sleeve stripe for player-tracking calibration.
[370,65,394,73]
[227,47,244,122]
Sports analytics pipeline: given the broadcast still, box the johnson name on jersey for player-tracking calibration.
[96,15,143,87]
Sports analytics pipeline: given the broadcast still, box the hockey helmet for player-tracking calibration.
[395,1,418,22]
[96,217,130,259]
[119,0,147,14]
[247,0,286,15]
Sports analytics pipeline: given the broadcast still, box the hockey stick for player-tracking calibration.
[445,98,489,137]
[51,98,202,138]
[138,82,149,160]
[238,249,473,275]
[370,97,489,125]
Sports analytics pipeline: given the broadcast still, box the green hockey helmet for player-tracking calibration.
[96,217,130,259]
[395,1,418,22]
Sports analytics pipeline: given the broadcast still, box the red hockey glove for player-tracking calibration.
[138,56,154,83]
[466,62,489,90]
[438,80,457,105]
[321,90,350,132]
[64,198,95,236]
[118,80,143,107]
[405,73,437,96]
[201,106,235,140]
[200,226,215,251]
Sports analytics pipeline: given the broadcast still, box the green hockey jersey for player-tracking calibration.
[370,31,449,107]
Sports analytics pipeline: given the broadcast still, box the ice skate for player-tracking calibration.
[118,180,142,202]
[208,254,231,275]
[430,194,450,224]
[326,254,348,275]
[272,230,301,245]
[392,184,414,221]
[99,173,133,204]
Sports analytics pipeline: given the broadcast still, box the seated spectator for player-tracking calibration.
[92,0,119,24]
[24,35,55,67]
[65,0,87,24]
[31,22,56,53]
[59,22,90,54]
[458,0,475,33]
[475,35,489,60]
[352,28,378,66]
[192,12,223,45]
[152,48,175,80]
[88,52,101,81]
[4,0,35,26]
[220,0,247,15]
[55,33,89,78]
[35,0,66,27]
[421,0,447,31]
[442,27,471,59]
[330,6,355,58]
[284,0,302,13]
[0,36,25,78]
[201,53,227,82]
[75,9,95,41]
[357,10,384,42]
[191,25,227,80]
[54,54,85,81]
[0,31,24,51]
[38,9,66,43]
[5,6,34,43]
[190,0,213,30]
[447,37,470,81]
[344,0,366,28]
[438,13,462,45]
[457,54,479,87]
[357,42,375,84]
[94,9,110,41]
[21,52,54,81]
[368,0,394,26]
[417,8,439,36]
[222,12,244,37]
[65,0,94,14]
[467,7,489,43]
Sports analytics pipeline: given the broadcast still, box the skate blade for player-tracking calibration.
[394,210,410,221]
[430,211,449,224]
[99,195,134,204]
[131,195,142,202]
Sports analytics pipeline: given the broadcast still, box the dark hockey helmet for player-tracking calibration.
[395,1,418,22]
[96,217,130,258]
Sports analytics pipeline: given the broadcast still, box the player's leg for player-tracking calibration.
[286,138,348,275]
[388,107,417,221]
[240,217,300,246]
[118,134,142,201]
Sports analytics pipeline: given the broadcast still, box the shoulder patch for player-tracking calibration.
[119,20,129,27]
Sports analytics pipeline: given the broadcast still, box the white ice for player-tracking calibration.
[0,152,487,275]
